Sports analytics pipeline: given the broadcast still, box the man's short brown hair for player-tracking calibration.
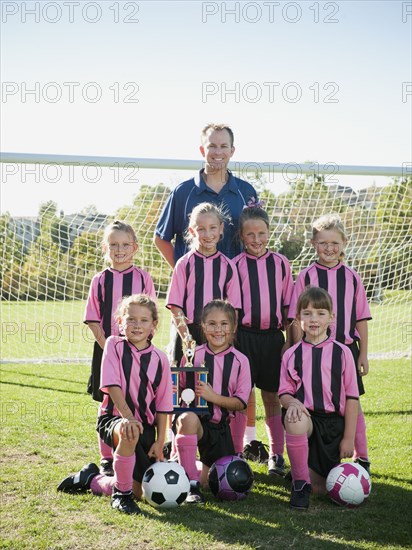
[201,124,234,147]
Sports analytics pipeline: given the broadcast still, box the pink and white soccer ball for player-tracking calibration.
[326,462,371,507]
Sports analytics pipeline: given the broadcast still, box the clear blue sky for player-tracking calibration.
[1,0,411,216]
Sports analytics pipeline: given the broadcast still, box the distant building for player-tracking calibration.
[9,212,109,251]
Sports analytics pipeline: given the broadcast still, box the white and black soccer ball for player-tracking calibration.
[326,462,371,507]
[142,462,190,508]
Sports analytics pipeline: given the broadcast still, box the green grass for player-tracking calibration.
[0,299,172,361]
[1,359,411,549]
[1,291,411,362]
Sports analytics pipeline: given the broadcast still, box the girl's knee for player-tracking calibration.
[284,416,311,435]
[175,412,200,434]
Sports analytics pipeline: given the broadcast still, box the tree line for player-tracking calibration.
[1,177,410,301]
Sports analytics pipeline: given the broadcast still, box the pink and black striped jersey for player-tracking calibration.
[233,250,294,330]
[100,336,173,425]
[279,338,359,416]
[166,250,241,325]
[288,262,372,344]
[179,343,252,424]
[84,266,156,337]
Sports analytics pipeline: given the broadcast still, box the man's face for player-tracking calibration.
[200,129,235,171]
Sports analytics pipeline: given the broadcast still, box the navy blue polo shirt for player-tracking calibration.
[155,169,258,262]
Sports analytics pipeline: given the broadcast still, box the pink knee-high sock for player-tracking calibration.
[286,433,310,483]
[98,435,113,461]
[230,412,247,454]
[175,434,199,481]
[90,474,116,496]
[113,452,135,493]
[265,415,285,457]
[354,413,368,460]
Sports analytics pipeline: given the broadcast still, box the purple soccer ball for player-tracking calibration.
[208,455,254,501]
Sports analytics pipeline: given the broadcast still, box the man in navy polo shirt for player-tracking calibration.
[154,124,258,267]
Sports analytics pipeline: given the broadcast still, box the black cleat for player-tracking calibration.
[111,489,141,514]
[185,481,205,504]
[57,463,100,493]
[100,459,114,476]
[268,454,285,476]
[163,441,172,460]
[355,457,371,475]
[290,480,312,510]
[243,440,269,464]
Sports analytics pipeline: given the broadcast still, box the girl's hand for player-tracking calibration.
[339,437,355,459]
[357,354,369,376]
[148,440,164,461]
[120,418,143,441]
[196,380,215,402]
[285,401,310,423]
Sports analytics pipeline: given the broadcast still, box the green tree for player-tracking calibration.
[19,202,73,300]
[373,178,412,290]
[68,230,105,299]
[115,183,172,296]
[0,213,27,300]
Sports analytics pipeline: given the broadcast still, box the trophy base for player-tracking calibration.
[173,406,209,414]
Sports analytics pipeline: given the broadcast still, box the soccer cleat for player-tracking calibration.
[163,441,172,460]
[185,481,205,504]
[100,459,114,477]
[284,470,292,483]
[57,462,100,493]
[355,457,371,475]
[268,454,285,477]
[243,440,269,464]
[111,489,141,514]
[290,480,312,510]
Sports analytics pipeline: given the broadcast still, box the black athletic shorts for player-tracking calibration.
[236,326,285,392]
[97,414,156,482]
[198,418,235,467]
[282,408,344,479]
[346,341,365,396]
[87,342,104,402]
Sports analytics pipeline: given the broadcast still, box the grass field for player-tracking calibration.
[1,292,412,361]
[1,298,411,549]
[1,359,411,549]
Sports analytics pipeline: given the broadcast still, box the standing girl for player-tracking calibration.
[288,214,372,472]
[233,204,294,474]
[175,300,251,504]
[84,220,156,475]
[279,287,359,509]
[58,294,173,515]
[166,202,241,365]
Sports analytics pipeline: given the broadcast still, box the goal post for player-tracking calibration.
[1,154,411,362]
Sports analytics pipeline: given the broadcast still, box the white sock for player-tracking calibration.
[167,428,174,443]
[244,426,257,446]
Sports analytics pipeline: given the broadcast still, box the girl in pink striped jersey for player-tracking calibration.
[166,202,241,370]
[288,214,372,473]
[165,202,241,458]
[84,220,156,476]
[233,204,293,475]
[174,300,251,504]
[279,287,359,510]
[58,294,173,515]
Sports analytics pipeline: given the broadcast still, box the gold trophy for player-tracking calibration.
[171,312,209,413]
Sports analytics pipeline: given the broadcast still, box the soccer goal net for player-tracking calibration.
[1,166,411,363]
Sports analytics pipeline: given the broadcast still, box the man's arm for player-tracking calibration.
[153,235,175,269]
